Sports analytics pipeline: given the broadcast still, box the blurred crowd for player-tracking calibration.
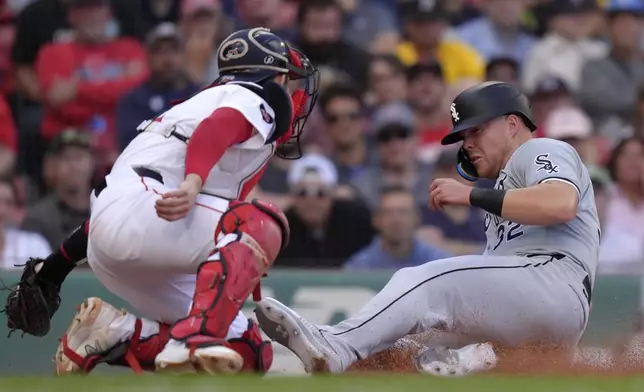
[0,0,643,274]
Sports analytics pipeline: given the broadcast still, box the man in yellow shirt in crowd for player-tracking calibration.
[396,0,485,85]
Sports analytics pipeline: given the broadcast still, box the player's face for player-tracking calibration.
[462,116,516,179]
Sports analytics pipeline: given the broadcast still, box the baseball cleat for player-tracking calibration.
[155,338,243,374]
[255,297,344,373]
[54,297,130,375]
[415,342,497,377]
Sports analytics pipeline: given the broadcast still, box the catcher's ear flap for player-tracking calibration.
[259,81,293,144]
[456,147,479,182]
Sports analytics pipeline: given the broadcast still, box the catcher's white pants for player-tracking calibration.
[87,166,247,337]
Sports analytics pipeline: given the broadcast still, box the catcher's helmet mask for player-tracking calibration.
[441,82,537,181]
[216,27,320,159]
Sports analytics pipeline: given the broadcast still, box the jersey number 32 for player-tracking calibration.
[485,214,524,251]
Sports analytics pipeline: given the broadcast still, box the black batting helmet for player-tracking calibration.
[215,27,320,159]
[440,81,537,182]
[441,81,537,146]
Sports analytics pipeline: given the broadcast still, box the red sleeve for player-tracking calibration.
[76,39,149,108]
[185,107,254,184]
[35,43,96,123]
[0,96,16,151]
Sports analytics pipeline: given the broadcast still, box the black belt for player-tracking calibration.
[133,167,164,184]
[138,126,189,143]
[93,167,164,198]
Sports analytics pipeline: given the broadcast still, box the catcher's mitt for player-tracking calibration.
[2,258,61,337]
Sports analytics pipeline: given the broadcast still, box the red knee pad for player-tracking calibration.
[215,199,290,263]
[228,320,273,373]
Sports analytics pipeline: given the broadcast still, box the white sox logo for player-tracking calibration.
[450,103,459,122]
[534,153,559,174]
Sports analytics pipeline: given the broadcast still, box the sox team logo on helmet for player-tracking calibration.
[442,82,538,182]
[450,103,459,122]
[442,82,537,146]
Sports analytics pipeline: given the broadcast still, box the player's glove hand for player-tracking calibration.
[2,258,61,337]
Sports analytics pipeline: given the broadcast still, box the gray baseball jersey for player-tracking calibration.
[483,138,600,283]
[265,138,598,373]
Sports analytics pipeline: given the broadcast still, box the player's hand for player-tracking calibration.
[429,178,473,211]
[156,174,202,221]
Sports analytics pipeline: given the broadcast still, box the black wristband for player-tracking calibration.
[469,188,506,216]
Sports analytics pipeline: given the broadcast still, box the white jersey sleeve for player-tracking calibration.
[217,85,278,143]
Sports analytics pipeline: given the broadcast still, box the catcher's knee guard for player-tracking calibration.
[228,319,273,373]
[171,200,289,341]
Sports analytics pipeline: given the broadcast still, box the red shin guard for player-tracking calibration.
[170,200,289,343]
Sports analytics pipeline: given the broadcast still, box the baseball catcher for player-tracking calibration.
[4,27,318,375]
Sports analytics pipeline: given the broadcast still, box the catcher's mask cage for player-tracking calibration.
[216,27,320,159]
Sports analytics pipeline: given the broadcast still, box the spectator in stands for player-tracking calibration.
[338,0,400,54]
[442,0,482,26]
[0,95,17,177]
[578,1,644,139]
[294,0,370,91]
[485,57,519,86]
[0,8,15,96]
[604,137,644,245]
[590,165,644,275]
[7,0,36,13]
[0,176,51,269]
[406,62,451,163]
[635,87,644,138]
[365,55,408,110]
[276,153,374,268]
[351,119,432,209]
[344,186,449,270]
[543,106,597,165]
[419,149,486,256]
[395,0,484,84]
[522,0,606,95]
[319,84,373,184]
[139,0,181,34]
[234,0,297,41]
[180,0,232,85]
[11,0,144,103]
[529,75,575,135]
[116,23,200,151]
[456,0,537,65]
[22,130,92,249]
[35,0,149,173]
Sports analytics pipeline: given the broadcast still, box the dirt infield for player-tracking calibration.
[347,333,644,375]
